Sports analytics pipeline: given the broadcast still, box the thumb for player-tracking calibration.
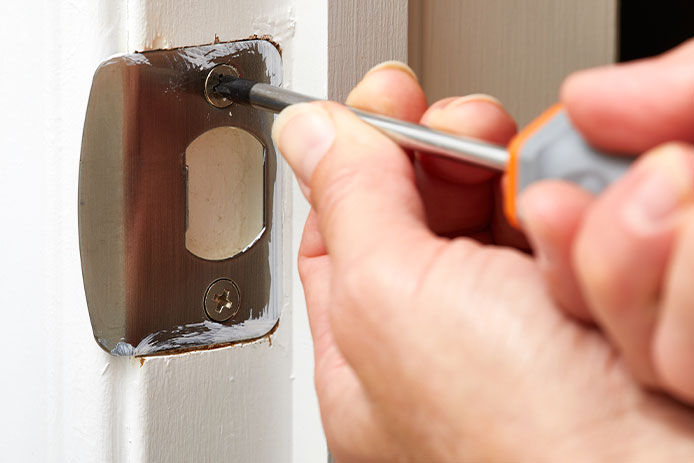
[272,101,432,264]
[561,38,694,154]
[272,102,441,367]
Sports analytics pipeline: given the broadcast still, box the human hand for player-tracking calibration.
[519,39,694,404]
[272,61,694,461]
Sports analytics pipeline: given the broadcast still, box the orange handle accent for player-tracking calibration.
[504,103,565,228]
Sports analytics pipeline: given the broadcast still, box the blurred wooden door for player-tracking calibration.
[408,0,618,125]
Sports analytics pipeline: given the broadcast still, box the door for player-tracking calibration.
[409,0,619,126]
[0,1,406,461]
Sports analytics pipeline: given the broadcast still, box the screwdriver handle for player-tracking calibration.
[504,104,633,227]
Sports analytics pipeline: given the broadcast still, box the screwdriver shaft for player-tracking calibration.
[217,78,509,171]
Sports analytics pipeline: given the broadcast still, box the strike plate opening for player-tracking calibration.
[185,127,266,261]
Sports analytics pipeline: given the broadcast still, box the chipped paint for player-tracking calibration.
[110,317,280,356]
[251,7,296,45]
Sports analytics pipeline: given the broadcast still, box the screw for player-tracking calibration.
[204,64,239,108]
[204,279,241,322]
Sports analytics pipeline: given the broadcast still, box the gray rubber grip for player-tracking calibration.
[517,110,632,197]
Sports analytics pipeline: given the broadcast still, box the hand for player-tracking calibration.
[272,61,694,461]
[519,38,694,404]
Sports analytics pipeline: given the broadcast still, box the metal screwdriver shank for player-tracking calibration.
[225,80,509,171]
[350,108,508,170]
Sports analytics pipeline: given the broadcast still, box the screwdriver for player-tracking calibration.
[212,75,632,227]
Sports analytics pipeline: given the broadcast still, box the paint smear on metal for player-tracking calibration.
[111,314,278,356]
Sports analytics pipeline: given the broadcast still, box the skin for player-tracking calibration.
[521,39,694,401]
[272,40,694,461]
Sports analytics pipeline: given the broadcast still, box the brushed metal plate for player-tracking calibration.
[79,40,283,355]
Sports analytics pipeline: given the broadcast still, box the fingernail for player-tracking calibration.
[623,144,694,230]
[363,60,418,81]
[272,103,336,183]
[427,94,503,114]
[423,94,505,128]
[447,93,503,109]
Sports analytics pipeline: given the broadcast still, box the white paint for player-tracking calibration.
[125,0,300,88]
[185,127,265,261]
[0,0,407,461]
[252,8,297,45]
[0,1,127,461]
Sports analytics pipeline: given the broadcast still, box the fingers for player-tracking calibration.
[416,95,518,236]
[561,38,694,153]
[294,61,425,458]
[518,181,594,321]
[491,179,530,249]
[273,99,440,347]
[654,210,694,404]
[415,165,494,235]
[419,95,517,184]
[289,61,425,198]
[295,60,428,353]
[297,210,331,358]
[346,61,428,122]
[573,143,694,384]
[274,100,430,257]
[298,213,401,460]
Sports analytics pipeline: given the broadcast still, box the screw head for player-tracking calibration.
[204,279,241,322]
[204,64,239,108]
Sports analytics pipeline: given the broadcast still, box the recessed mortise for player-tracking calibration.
[185,126,265,261]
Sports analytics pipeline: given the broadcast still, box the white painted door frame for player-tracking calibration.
[0,1,407,461]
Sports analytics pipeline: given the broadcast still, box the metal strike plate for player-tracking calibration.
[79,40,283,355]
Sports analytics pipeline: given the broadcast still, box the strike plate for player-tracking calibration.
[79,40,283,355]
